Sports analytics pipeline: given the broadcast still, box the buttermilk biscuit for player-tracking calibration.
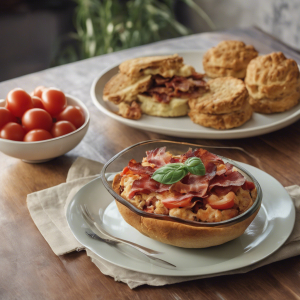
[245,52,300,99]
[119,54,195,78]
[249,90,300,114]
[103,73,152,104]
[203,41,258,79]
[189,101,252,130]
[188,77,248,114]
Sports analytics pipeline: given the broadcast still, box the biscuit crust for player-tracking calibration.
[245,52,300,100]
[103,73,152,104]
[188,77,248,114]
[119,54,187,78]
[203,41,258,79]
[249,91,300,114]
[189,101,253,130]
[115,200,258,248]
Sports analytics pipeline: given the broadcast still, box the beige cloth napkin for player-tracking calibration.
[27,157,300,289]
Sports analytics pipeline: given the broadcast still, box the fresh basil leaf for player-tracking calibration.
[184,157,206,176]
[151,163,188,184]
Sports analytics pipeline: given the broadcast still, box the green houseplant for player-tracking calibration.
[57,0,215,64]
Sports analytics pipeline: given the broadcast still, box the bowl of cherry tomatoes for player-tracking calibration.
[0,86,90,163]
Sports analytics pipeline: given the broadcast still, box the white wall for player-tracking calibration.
[179,0,300,50]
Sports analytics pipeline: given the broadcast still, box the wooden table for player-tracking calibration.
[1,27,300,299]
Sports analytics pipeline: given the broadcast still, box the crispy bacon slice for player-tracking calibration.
[171,162,216,194]
[146,72,208,104]
[209,166,246,190]
[128,175,170,199]
[127,159,155,175]
[146,147,172,167]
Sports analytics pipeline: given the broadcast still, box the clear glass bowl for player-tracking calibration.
[101,140,262,228]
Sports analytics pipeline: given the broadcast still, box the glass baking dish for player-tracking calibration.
[100,140,262,228]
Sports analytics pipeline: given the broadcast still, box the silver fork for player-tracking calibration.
[80,205,176,267]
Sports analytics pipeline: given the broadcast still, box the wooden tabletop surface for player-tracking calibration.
[1,27,300,299]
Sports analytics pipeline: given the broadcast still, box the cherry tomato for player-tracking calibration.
[0,107,17,129]
[41,88,67,117]
[56,105,85,129]
[24,129,53,142]
[32,86,47,98]
[6,88,33,117]
[0,122,25,141]
[32,96,44,109]
[22,108,53,132]
[51,121,76,138]
[207,192,235,210]
[162,197,192,209]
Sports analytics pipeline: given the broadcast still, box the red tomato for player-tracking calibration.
[0,122,25,141]
[32,96,44,109]
[32,86,47,98]
[162,197,192,209]
[24,129,53,142]
[0,107,17,129]
[121,166,130,176]
[51,121,76,137]
[41,88,67,117]
[242,181,255,191]
[6,88,33,117]
[207,192,235,210]
[22,108,53,132]
[56,105,85,129]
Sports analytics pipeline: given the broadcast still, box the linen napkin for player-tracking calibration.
[27,157,300,289]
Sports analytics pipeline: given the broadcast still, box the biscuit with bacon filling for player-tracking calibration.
[103,54,208,118]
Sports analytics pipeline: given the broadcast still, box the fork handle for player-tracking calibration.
[93,222,161,256]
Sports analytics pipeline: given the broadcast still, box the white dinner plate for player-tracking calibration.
[66,163,295,276]
[90,50,300,139]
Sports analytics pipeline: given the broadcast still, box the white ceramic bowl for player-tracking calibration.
[0,95,90,163]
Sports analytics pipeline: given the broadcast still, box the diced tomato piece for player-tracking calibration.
[162,197,192,209]
[207,192,235,210]
[121,166,130,176]
[242,181,255,191]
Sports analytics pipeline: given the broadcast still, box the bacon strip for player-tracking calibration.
[128,175,170,199]
[171,162,216,195]
[209,167,246,190]
[146,147,172,167]
[127,159,155,175]
[146,73,208,103]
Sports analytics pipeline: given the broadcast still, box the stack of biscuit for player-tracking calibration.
[188,77,252,129]
[103,54,208,119]
[203,40,258,79]
[245,52,300,113]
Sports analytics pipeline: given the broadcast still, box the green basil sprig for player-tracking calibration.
[151,157,206,184]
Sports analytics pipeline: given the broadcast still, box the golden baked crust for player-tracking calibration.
[188,77,248,114]
[115,201,258,248]
[203,41,258,79]
[137,94,189,117]
[245,52,300,99]
[249,91,300,113]
[189,101,253,130]
[118,101,142,119]
[103,73,152,104]
[119,54,192,78]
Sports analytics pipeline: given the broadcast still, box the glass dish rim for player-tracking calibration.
[100,139,263,228]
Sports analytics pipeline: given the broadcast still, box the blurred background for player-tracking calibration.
[1,0,299,82]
